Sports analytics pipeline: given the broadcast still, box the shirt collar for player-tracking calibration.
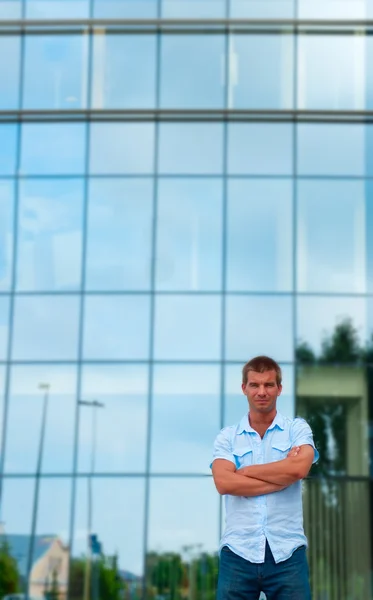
[237,411,285,434]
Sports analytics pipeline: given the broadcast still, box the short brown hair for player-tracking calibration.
[242,356,282,386]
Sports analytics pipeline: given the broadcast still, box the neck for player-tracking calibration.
[249,408,277,427]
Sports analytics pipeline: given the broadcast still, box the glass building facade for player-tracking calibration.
[1,1,373,599]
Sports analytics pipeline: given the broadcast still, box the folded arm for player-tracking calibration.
[238,444,315,486]
[212,459,286,496]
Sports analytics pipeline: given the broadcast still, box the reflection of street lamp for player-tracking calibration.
[26,382,50,600]
[78,399,105,600]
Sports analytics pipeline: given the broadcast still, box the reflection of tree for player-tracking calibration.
[0,539,21,597]
[44,569,60,600]
[69,553,125,600]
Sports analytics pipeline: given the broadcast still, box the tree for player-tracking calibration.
[0,539,21,597]
[69,553,126,600]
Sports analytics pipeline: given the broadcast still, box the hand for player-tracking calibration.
[287,446,301,458]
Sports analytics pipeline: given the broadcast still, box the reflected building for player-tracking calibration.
[1,1,373,600]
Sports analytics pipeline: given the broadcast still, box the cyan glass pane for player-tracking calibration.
[5,365,77,473]
[74,478,145,579]
[230,0,294,17]
[225,295,293,362]
[156,179,223,291]
[86,179,153,291]
[230,34,294,109]
[92,33,156,109]
[297,180,368,293]
[94,0,157,17]
[224,364,295,428]
[298,35,365,110]
[299,0,365,18]
[228,123,293,175]
[148,479,219,555]
[151,365,220,473]
[161,35,225,109]
[17,179,84,291]
[154,295,221,360]
[20,123,86,175]
[0,36,21,109]
[0,124,18,175]
[0,295,10,360]
[12,295,80,360]
[0,180,15,291]
[90,123,155,174]
[227,180,293,292]
[162,0,225,17]
[23,35,88,110]
[79,364,148,473]
[26,0,89,17]
[159,123,224,174]
[83,295,150,360]
[0,1,22,18]
[0,366,4,456]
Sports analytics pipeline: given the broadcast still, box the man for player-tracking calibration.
[211,356,319,599]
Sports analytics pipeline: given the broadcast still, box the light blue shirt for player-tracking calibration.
[211,411,319,564]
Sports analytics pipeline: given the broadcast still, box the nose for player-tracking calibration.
[257,386,267,397]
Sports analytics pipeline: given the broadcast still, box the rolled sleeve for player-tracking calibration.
[291,418,319,464]
[210,428,235,470]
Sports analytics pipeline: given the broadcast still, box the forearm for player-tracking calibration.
[239,460,299,486]
[215,471,285,497]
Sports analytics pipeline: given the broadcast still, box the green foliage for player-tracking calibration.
[0,539,21,597]
[69,553,126,600]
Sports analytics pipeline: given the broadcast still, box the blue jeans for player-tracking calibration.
[217,542,311,600]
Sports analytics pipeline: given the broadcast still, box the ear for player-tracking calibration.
[277,384,283,397]
[241,382,246,395]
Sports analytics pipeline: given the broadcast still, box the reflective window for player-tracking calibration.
[20,123,86,175]
[0,180,15,291]
[151,365,220,473]
[92,33,156,109]
[228,123,293,175]
[0,35,21,109]
[0,1,22,18]
[227,180,293,292]
[298,35,365,110]
[297,180,367,293]
[94,0,157,17]
[225,295,293,362]
[162,0,225,17]
[0,295,10,360]
[156,179,223,291]
[89,123,155,174]
[23,35,88,110]
[12,295,80,360]
[83,295,151,360]
[4,365,77,473]
[0,124,17,175]
[16,179,84,291]
[0,366,5,454]
[74,478,145,579]
[26,0,89,17]
[159,123,224,174]
[230,0,294,18]
[299,0,366,18]
[78,364,148,473]
[229,34,294,109]
[154,295,221,360]
[86,179,153,291]
[161,35,225,109]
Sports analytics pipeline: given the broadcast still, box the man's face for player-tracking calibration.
[241,369,282,414]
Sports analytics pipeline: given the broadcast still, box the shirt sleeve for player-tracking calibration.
[210,428,236,469]
[291,418,319,464]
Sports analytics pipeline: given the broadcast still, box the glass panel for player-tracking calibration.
[297,180,368,294]
[20,123,86,175]
[12,295,80,360]
[159,123,224,174]
[224,363,294,427]
[0,35,21,109]
[161,35,225,109]
[228,123,293,175]
[86,179,153,291]
[230,0,294,18]
[230,34,294,109]
[83,295,151,360]
[0,124,18,175]
[225,295,293,362]
[299,0,366,18]
[92,33,156,109]
[94,0,157,17]
[0,1,22,18]
[16,179,84,291]
[4,365,77,473]
[78,364,148,473]
[1,478,71,597]
[23,35,88,110]
[26,0,89,17]
[0,180,15,291]
[0,366,5,455]
[227,180,293,292]
[154,295,221,360]
[0,295,10,360]
[162,0,225,17]
[89,123,155,174]
[156,179,223,291]
[151,365,220,473]
[298,35,365,110]
[73,478,145,584]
